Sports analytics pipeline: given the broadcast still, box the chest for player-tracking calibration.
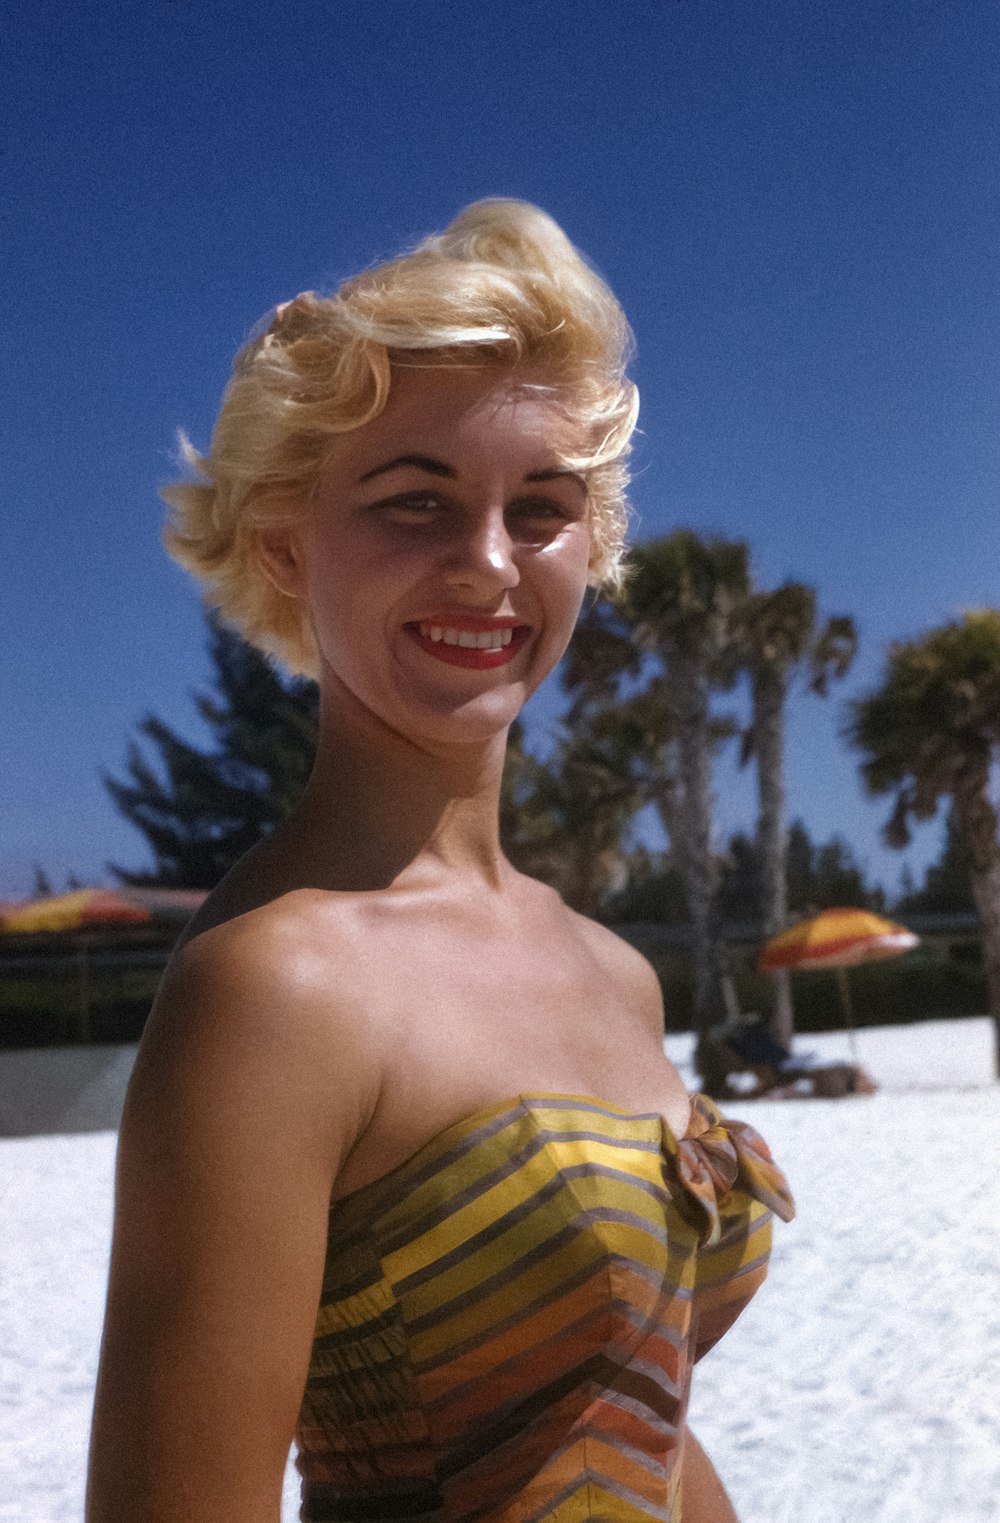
[370,919,641,1088]
[332,916,684,1199]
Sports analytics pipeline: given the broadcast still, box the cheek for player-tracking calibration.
[299,544,371,664]
[538,527,593,616]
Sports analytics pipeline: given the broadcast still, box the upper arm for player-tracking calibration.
[87,921,377,1523]
[679,1430,740,1523]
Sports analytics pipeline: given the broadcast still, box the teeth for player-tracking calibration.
[416,623,517,649]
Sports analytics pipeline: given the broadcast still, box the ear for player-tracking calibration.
[254,528,306,599]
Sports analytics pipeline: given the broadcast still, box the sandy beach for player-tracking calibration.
[2,1017,997,1523]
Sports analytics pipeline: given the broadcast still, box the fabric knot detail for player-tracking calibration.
[664,1094,796,1246]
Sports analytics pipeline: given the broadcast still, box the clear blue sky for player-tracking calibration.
[3,0,998,899]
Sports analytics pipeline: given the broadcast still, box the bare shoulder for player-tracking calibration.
[89,890,381,1521]
[129,889,382,1179]
[553,896,664,1040]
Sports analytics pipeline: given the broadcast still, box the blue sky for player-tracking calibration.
[3,0,998,898]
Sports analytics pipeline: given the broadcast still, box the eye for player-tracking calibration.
[508,496,570,520]
[506,496,576,541]
[370,492,444,523]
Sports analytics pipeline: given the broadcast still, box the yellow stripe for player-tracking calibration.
[314,1274,395,1336]
[389,1175,673,1330]
[383,1133,665,1280]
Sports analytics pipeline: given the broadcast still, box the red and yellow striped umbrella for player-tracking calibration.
[760,908,918,1055]
[0,888,153,935]
[759,908,917,971]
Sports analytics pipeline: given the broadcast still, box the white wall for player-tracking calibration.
[0,1044,138,1136]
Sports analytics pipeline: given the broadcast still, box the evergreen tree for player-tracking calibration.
[714,820,879,925]
[599,854,690,926]
[105,615,318,888]
[783,819,877,913]
[714,833,763,925]
[895,810,976,915]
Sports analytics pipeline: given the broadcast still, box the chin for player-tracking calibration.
[383,640,548,745]
[394,686,529,748]
[322,672,525,750]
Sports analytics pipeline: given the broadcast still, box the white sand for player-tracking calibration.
[1,1019,997,1523]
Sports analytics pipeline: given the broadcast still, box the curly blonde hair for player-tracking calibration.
[163,199,639,676]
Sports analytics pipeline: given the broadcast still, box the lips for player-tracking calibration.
[404,617,531,669]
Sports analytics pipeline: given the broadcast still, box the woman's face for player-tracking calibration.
[274,365,595,747]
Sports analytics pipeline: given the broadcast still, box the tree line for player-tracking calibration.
[106,529,1000,1053]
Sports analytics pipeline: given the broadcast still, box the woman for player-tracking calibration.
[87,200,793,1523]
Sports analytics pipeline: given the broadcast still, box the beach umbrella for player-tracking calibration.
[0,890,154,1041]
[759,908,919,1054]
[0,888,153,935]
[117,887,206,922]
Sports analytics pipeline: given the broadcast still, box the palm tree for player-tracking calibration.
[740,586,857,1044]
[848,610,1000,1075]
[567,531,750,1036]
[500,715,644,918]
[561,613,685,854]
[624,534,750,1035]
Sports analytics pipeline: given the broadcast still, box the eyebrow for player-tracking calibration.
[524,466,587,493]
[357,454,456,483]
[357,454,586,492]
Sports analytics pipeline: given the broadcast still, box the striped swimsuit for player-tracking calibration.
[295,1092,794,1523]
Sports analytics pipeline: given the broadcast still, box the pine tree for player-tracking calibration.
[895,810,976,915]
[715,820,878,926]
[105,615,318,888]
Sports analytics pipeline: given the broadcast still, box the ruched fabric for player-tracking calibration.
[295,1092,794,1523]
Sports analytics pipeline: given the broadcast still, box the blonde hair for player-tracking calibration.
[163,199,639,676]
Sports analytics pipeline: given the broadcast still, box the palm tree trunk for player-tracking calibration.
[673,653,720,1036]
[953,782,1000,1080]
[752,669,795,1048]
[652,779,683,858]
[968,855,1000,1080]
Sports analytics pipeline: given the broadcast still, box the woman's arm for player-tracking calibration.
[680,1430,740,1523]
[86,917,377,1523]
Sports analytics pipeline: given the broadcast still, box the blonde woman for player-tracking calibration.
[87,201,793,1523]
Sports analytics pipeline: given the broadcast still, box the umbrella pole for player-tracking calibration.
[76,939,92,1045]
[834,966,858,1061]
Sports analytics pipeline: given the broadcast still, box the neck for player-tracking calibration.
[274,681,512,894]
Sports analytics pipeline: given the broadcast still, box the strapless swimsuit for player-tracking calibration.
[295,1091,794,1523]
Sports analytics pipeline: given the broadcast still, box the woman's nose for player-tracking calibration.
[441,508,520,593]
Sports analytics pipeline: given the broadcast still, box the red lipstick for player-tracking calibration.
[404,615,530,669]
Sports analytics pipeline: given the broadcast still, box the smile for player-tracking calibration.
[420,624,513,648]
[404,620,531,668]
